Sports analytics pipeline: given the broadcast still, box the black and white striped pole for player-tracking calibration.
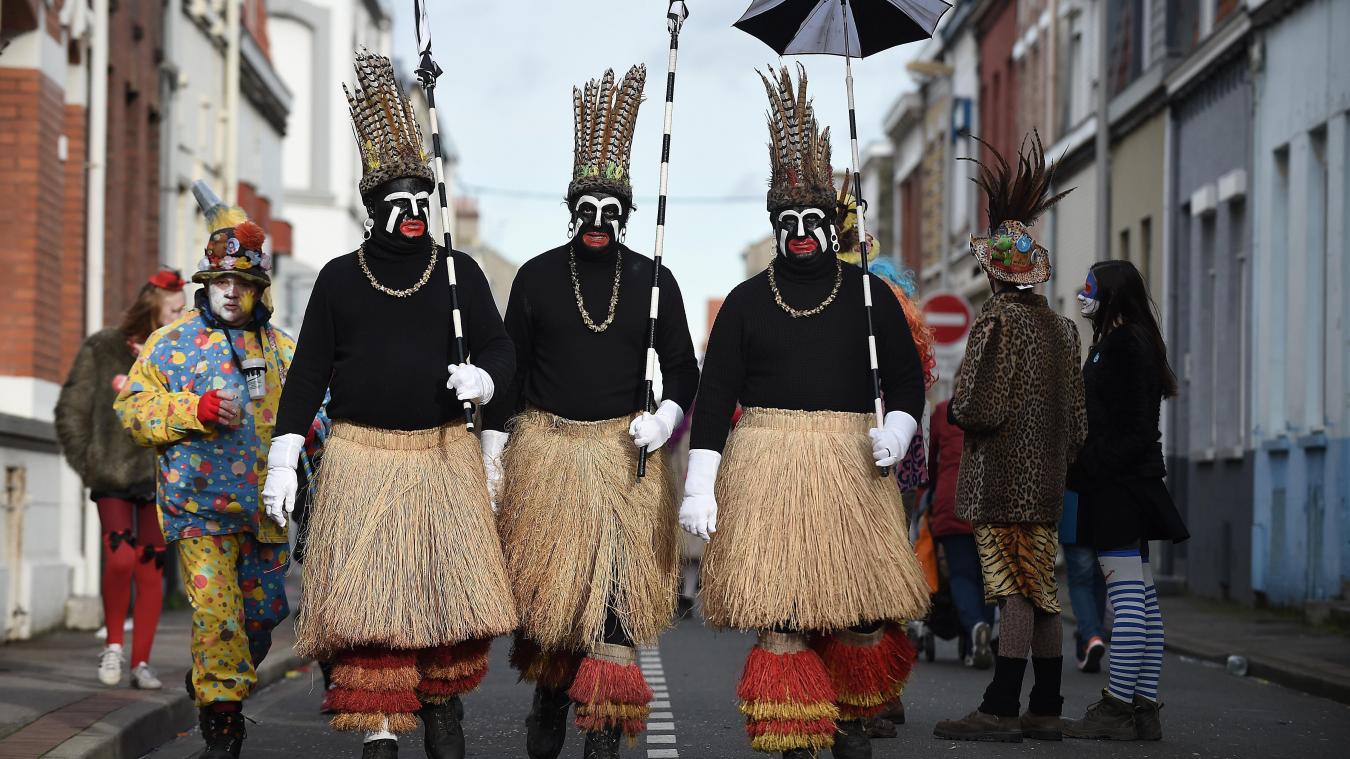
[414,0,475,432]
[637,1,690,479]
[841,0,887,476]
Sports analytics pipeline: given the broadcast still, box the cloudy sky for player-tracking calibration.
[394,1,926,340]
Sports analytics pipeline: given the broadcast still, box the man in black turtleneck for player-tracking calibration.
[676,65,932,759]
[482,65,698,759]
[260,50,519,759]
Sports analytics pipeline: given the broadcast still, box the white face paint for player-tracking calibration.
[207,275,258,328]
[382,190,431,234]
[774,207,831,259]
[1077,270,1101,317]
[573,194,626,241]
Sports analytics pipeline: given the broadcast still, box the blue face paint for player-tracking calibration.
[1077,270,1101,318]
[1080,270,1099,300]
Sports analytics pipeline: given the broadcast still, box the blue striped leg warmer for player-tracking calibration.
[1098,550,1147,703]
[1137,563,1164,701]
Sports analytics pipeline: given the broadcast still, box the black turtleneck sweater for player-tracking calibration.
[689,251,925,453]
[483,243,699,430]
[274,231,514,435]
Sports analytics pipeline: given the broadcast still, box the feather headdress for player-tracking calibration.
[570,65,647,206]
[761,63,835,212]
[344,48,433,195]
[964,130,1074,285]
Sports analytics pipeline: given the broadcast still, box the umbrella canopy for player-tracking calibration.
[734,0,949,59]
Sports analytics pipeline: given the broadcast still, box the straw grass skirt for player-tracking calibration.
[498,409,679,651]
[700,408,932,632]
[295,422,518,659]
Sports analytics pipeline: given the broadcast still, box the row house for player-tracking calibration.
[866,0,1348,608]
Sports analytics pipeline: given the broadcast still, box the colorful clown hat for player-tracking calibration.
[190,181,272,287]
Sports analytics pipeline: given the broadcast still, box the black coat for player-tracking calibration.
[1068,325,1189,550]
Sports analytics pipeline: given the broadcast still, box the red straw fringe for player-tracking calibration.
[330,663,421,693]
[812,624,915,717]
[737,645,837,752]
[736,647,836,705]
[327,687,421,715]
[416,667,488,702]
[341,649,418,671]
[422,638,492,669]
[568,656,652,737]
[510,636,583,690]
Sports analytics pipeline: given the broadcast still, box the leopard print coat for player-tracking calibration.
[951,290,1087,525]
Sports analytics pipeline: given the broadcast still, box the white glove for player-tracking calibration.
[262,433,304,528]
[628,400,684,452]
[868,411,919,468]
[446,363,494,404]
[480,430,508,514]
[679,449,721,541]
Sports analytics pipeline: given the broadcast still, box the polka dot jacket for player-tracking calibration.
[114,310,316,544]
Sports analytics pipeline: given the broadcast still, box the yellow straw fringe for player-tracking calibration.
[836,686,905,708]
[575,703,652,720]
[751,733,835,752]
[739,700,840,721]
[329,664,421,692]
[498,409,679,651]
[700,408,932,631]
[421,658,487,681]
[296,422,518,659]
[331,712,419,734]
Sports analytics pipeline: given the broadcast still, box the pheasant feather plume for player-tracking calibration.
[569,65,647,206]
[345,48,433,194]
[760,64,835,212]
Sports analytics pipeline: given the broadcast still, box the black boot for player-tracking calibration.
[362,738,399,759]
[1023,656,1064,740]
[198,704,245,759]
[978,656,1027,717]
[831,719,871,759]
[524,685,571,759]
[582,727,622,759]
[782,750,815,759]
[420,697,465,759]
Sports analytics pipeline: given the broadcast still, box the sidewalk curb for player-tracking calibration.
[1059,606,1350,706]
[1162,631,1350,706]
[42,650,312,759]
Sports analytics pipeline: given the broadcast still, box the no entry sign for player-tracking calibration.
[922,291,974,347]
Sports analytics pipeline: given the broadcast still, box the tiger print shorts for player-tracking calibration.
[974,523,1060,613]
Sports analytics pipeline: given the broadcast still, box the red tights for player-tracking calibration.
[97,498,166,665]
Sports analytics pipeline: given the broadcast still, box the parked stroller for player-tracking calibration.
[908,489,964,662]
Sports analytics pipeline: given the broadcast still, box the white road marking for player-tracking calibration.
[642,645,680,758]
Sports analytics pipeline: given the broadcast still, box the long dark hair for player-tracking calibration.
[1087,260,1178,398]
[119,283,171,343]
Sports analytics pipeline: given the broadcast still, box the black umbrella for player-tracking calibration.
[735,0,948,475]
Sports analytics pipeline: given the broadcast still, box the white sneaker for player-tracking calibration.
[98,644,124,686]
[130,661,162,690]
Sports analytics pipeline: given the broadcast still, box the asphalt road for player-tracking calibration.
[144,613,1350,759]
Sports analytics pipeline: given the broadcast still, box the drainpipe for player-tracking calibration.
[6,467,30,641]
[223,0,241,203]
[85,0,109,336]
[1095,0,1111,261]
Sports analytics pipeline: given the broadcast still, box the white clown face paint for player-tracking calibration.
[1078,270,1101,317]
[774,207,832,260]
[207,274,259,328]
[571,193,627,252]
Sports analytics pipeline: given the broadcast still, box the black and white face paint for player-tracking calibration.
[773,206,836,261]
[382,190,430,236]
[366,177,434,241]
[569,192,629,253]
